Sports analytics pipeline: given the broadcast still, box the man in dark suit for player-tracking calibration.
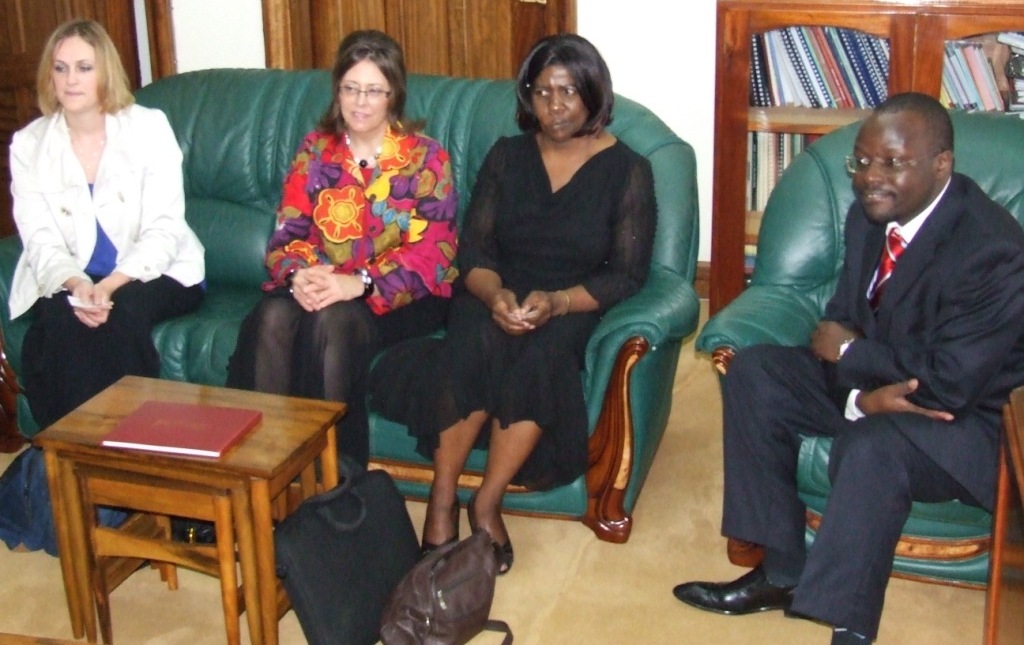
[673,92,1024,644]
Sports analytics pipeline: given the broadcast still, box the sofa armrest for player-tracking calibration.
[583,265,699,416]
[695,285,822,373]
[578,265,698,542]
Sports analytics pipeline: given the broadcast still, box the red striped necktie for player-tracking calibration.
[869,228,906,310]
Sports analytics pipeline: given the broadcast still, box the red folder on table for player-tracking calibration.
[101,401,262,458]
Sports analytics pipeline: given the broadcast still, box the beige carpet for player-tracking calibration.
[0,303,986,644]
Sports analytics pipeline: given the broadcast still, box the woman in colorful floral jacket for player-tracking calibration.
[227,30,458,466]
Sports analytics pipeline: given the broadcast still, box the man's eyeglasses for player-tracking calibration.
[844,153,938,176]
[339,84,391,102]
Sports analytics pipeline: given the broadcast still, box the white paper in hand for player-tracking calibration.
[68,296,113,310]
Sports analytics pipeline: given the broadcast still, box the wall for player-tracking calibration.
[168,0,717,262]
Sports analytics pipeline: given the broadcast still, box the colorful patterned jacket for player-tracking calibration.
[264,126,458,315]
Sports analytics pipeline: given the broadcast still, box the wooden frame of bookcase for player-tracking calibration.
[710,0,1024,314]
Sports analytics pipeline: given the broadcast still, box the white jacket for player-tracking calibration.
[8,103,205,319]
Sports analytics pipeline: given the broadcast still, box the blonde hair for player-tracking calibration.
[36,19,134,116]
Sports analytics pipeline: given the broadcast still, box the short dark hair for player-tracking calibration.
[318,30,409,135]
[515,33,614,136]
[874,91,954,153]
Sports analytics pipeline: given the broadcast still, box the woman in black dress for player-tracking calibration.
[371,34,655,573]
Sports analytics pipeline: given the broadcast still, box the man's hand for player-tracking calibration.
[811,321,860,363]
[856,378,954,422]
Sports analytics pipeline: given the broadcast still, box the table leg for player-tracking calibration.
[231,483,264,645]
[251,479,278,645]
[321,426,339,490]
[42,450,86,639]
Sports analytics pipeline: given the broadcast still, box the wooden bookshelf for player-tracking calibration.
[710,0,1024,314]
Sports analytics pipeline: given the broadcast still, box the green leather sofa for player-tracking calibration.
[0,69,700,542]
[697,111,1024,585]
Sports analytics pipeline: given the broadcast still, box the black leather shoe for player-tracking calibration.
[672,565,795,615]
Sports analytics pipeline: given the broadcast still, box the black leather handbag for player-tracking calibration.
[380,529,513,645]
[275,460,419,645]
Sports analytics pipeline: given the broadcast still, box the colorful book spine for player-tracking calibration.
[945,41,981,110]
[767,29,809,106]
[824,27,869,108]
[854,31,888,105]
[963,40,1004,111]
[779,27,821,107]
[838,28,881,107]
[790,27,834,108]
[807,26,854,108]
[762,30,787,106]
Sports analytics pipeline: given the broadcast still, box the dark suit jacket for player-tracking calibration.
[824,172,1024,510]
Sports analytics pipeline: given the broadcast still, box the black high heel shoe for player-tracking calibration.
[420,502,460,558]
[467,492,514,575]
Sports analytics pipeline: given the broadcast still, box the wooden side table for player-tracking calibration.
[985,387,1024,644]
[34,376,345,645]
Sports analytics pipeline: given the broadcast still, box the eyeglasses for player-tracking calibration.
[844,153,938,176]
[339,84,391,102]
[529,84,580,104]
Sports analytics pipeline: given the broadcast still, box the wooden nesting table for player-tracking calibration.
[33,376,346,645]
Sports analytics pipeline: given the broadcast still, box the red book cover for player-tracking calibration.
[101,401,262,458]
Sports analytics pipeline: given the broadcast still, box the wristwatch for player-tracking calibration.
[355,267,374,299]
[838,338,855,361]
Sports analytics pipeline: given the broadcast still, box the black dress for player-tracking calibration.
[370,134,655,489]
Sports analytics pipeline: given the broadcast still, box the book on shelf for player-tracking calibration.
[806,26,855,108]
[854,31,889,106]
[749,34,773,108]
[837,28,882,107]
[789,26,834,108]
[823,27,870,108]
[997,32,1024,53]
[780,27,823,107]
[963,40,1005,112]
[766,29,809,106]
[942,42,976,110]
[101,400,263,458]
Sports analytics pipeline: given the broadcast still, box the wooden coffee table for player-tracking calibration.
[33,376,346,645]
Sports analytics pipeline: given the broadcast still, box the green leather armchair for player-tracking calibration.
[0,69,700,542]
[697,111,1024,585]
[700,113,1024,589]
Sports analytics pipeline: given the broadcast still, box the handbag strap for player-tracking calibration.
[484,619,513,644]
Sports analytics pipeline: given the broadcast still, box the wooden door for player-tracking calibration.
[0,0,140,238]
[263,0,576,78]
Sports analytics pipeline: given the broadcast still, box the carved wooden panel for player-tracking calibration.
[0,0,139,238]
[264,0,576,78]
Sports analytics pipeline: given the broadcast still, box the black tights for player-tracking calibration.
[245,294,377,465]
[229,291,448,467]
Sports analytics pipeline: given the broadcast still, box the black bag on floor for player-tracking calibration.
[275,459,419,645]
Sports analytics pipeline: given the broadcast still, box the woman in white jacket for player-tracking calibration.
[9,19,205,430]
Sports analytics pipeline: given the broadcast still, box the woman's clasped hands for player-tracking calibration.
[489,288,565,335]
[289,264,368,312]
[68,277,115,328]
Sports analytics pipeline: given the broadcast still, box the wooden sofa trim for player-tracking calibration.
[371,335,650,544]
[0,328,25,453]
[806,511,991,561]
[582,336,649,543]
